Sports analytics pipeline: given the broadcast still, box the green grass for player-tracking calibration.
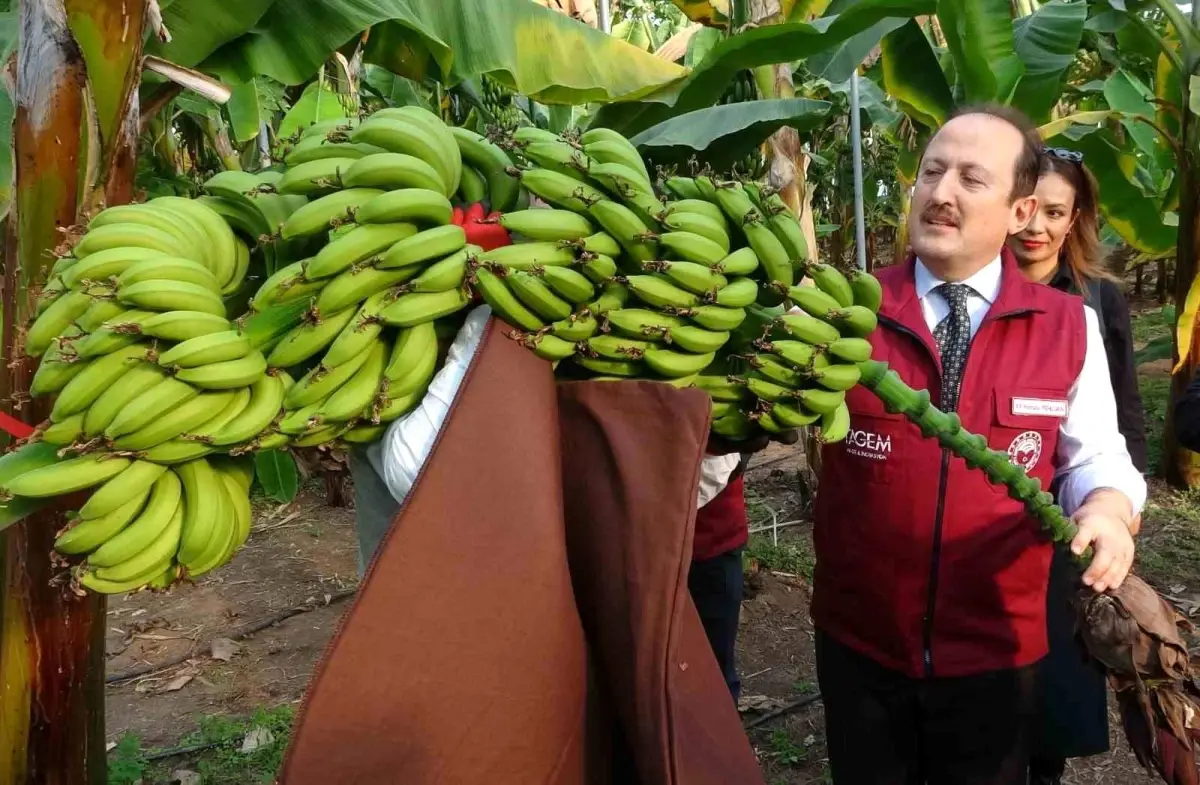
[1142,375,1172,475]
[1131,307,1173,347]
[767,729,808,767]
[1134,487,1200,586]
[744,532,816,580]
[108,706,295,785]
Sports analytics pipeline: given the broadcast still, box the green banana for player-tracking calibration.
[771,402,821,428]
[661,211,730,252]
[341,152,447,194]
[25,290,95,357]
[819,402,851,444]
[75,299,129,333]
[95,500,183,583]
[183,387,254,442]
[827,305,879,338]
[803,262,854,308]
[284,137,386,166]
[322,292,390,368]
[104,377,199,438]
[587,199,657,262]
[712,277,759,308]
[280,188,385,240]
[54,492,149,556]
[370,106,461,194]
[827,337,873,363]
[577,253,618,283]
[117,256,222,293]
[87,472,182,567]
[606,308,686,340]
[510,331,577,361]
[348,120,453,195]
[569,232,623,258]
[743,219,793,289]
[499,209,594,241]
[448,127,520,212]
[379,225,467,269]
[751,355,807,388]
[139,310,233,343]
[655,232,726,267]
[795,387,846,415]
[72,223,185,260]
[788,285,842,320]
[537,265,595,304]
[382,321,439,395]
[645,260,726,295]
[625,275,699,309]
[307,222,420,280]
[404,247,474,294]
[513,167,607,213]
[79,460,168,520]
[572,355,643,377]
[694,374,749,402]
[678,305,747,332]
[316,263,420,313]
[474,241,576,270]
[5,453,132,497]
[355,188,453,226]
[319,339,389,422]
[112,390,238,451]
[549,312,599,341]
[158,331,251,369]
[643,348,715,378]
[776,312,842,345]
[174,351,268,390]
[711,411,754,440]
[810,363,862,391]
[457,164,487,204]
[662,324,729,354]
[118,280,227,317]
[175,459,221,564]
[82,362,166,437]
[849,270,883,313]
[716,247,759,277]
[664,176,703,200]
[52,344,153,420]
[212,373,290,446]
[379,287,472,327]
[40,414,85,446]
[472,267,545,330]
[61,246,167,288]
[505,269,575,322]
[267,307,357,369]
[286,346,376,410]
[72,310,155,359]
[585,334,652,360]
[276,157,357,196]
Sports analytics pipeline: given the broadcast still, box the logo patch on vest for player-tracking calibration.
[845,428,892,461]
[1011,397,1068,417]
[1007,431,1043,471]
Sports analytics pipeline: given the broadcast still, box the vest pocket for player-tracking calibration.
[987,387,1066,493]
[838,387,904,485]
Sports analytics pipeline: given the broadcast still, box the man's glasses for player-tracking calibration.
[1045,147,1084,163]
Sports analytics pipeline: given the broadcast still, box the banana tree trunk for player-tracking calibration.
[0,1,147,781]
[1164,96,1200,487]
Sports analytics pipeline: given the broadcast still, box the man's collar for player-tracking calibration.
[914,256,1002,304]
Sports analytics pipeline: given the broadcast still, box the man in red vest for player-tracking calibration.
[812,105,1146,784]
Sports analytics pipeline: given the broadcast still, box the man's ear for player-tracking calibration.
[1010,195,1038,234]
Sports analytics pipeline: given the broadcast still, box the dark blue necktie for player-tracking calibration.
[932,283,974,412]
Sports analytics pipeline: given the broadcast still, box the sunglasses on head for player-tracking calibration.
[1045,147,1083,164]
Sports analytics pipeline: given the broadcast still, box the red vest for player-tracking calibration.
[694,474,748,562]
[811,252,1087,678]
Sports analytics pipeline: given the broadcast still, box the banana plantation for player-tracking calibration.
[0,0,1198,783]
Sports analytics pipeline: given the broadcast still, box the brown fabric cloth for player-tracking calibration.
[280,318,762,785]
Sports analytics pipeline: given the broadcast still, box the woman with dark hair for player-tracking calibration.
[1007,149,1148,784]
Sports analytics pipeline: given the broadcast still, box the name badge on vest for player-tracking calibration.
[1011,397,1068,418]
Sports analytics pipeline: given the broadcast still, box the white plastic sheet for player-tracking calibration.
[366,305,493,505]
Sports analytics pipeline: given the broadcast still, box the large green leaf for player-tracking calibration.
[277,82,356,140]
[226,80,264,144]
[255,449,299,503]
[804,18,909,82]
[1103,70,1161,161]
[879,20,952,128]
[202,0,685,105]
[362,65,428,109]
[629,98,832,167]
[1010,0,1087,123]
[685,26,723,68]
[936,0,1024,105]
[147,0,279,69]
[825,73,899,125]
[1045,126,1176,254]
[593,0,935,135]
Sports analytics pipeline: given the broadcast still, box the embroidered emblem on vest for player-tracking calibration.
[1007,431,1043,471]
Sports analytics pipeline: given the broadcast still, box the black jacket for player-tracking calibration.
[1050,266,1148,472]
[1179,370,1200,453]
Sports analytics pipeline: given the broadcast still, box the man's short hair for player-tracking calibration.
[937,104,1045,202]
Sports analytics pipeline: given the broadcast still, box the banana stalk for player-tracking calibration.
[857,360,1079,551]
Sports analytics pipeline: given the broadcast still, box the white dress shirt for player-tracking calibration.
[915,257,1147,516]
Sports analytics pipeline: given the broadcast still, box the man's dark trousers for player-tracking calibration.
[688,547,744,701]
[816,630,1040,785]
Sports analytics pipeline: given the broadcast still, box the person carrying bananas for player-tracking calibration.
[348,201,512,572]
[811,105,1147,784]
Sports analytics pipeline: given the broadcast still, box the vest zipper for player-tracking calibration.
[924,449,951,676]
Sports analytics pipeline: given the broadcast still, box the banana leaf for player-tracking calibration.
[592,0,935,136]
[147,0,278,68]
[200,0,685,105]
[255,449,299,503]
[1104,70,1163,165]
[1044,126,1176,255]
[936,0,1023,105]
[277,82,355,140]
[629,97,831,167]
[879,20,952,129]
[1010,0,1088,124]
[825,73,899,125]
[362,65,428,109]
[804,18,910,81]
[668,0,731,26]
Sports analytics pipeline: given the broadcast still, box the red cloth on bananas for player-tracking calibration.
[812,253,1087,679]
[453,202,511,251]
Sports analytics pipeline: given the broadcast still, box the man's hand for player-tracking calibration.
[1071,488,1136,593]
